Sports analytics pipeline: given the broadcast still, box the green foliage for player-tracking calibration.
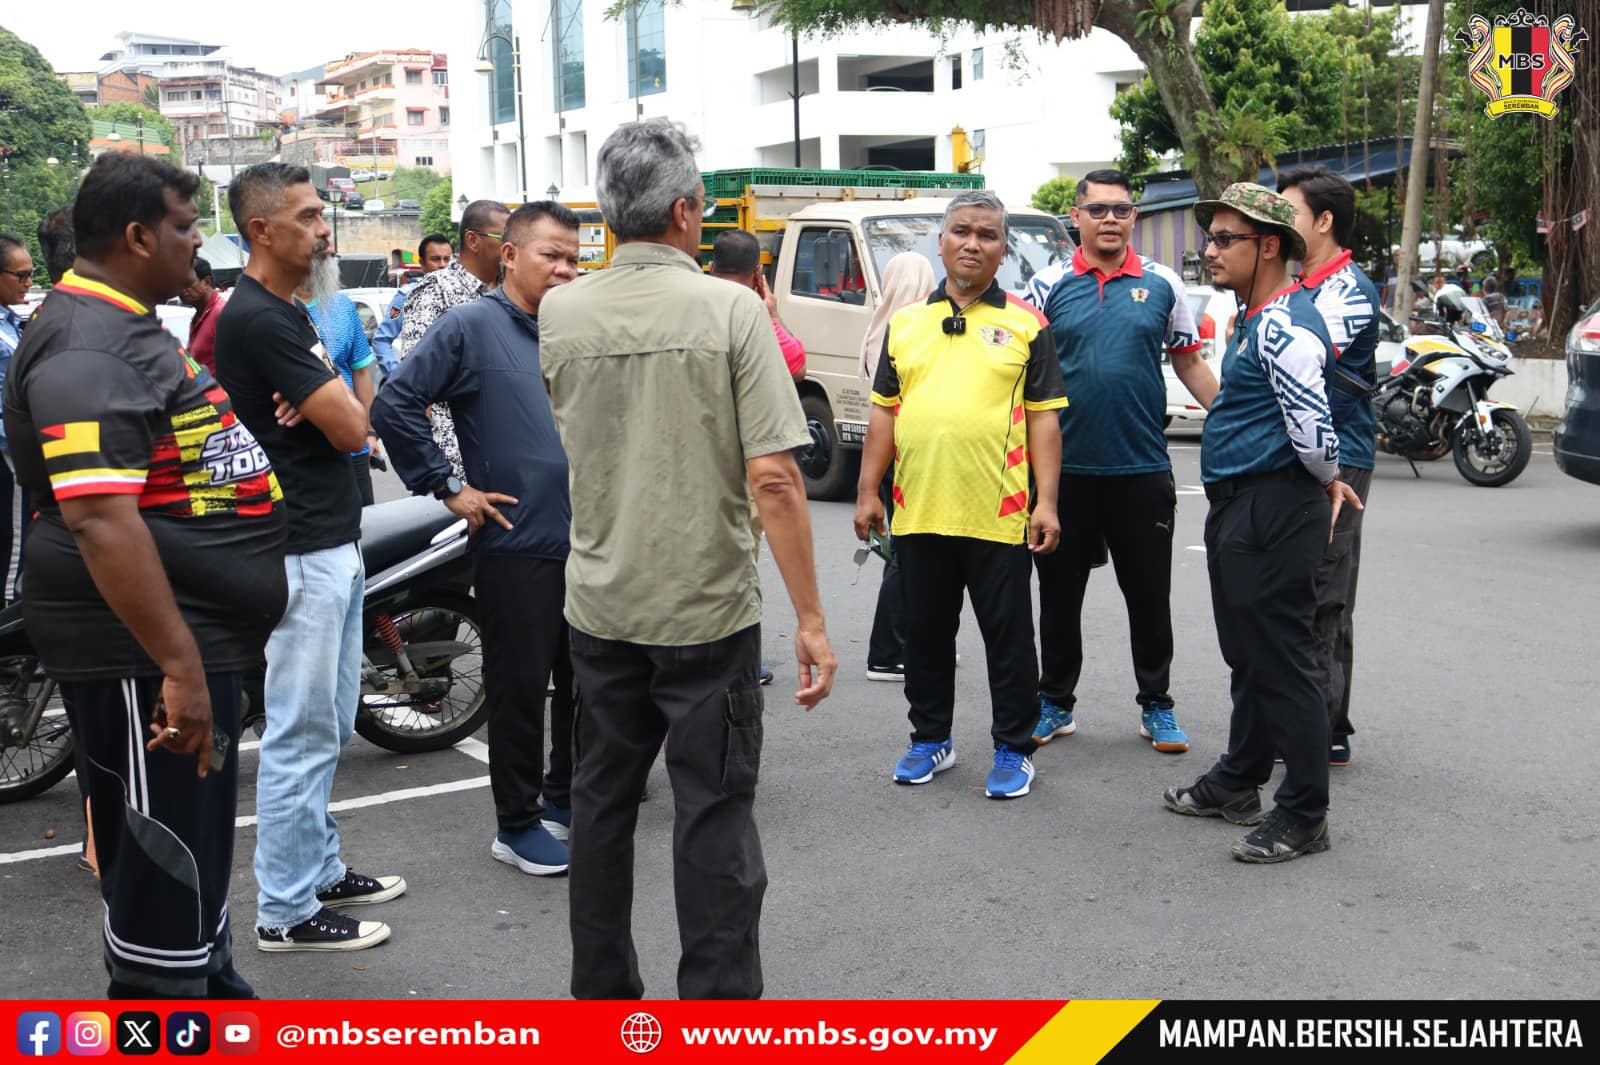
[392,166,445,203]
[1112,0,1415,177]
[1030,175,1078,215]
[1133,0,1182,50]
[0,26,92,282]
[90,102,176,149]
[420,178,454,240]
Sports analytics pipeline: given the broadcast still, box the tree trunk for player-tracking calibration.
[1392,0,1445,323]
[1095,1,1233,198]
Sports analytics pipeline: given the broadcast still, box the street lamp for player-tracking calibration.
[732,2,802,167]
[546,183,559,201]
[476,28,528,203]
[0,145,13,231]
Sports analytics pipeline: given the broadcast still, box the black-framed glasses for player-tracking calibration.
[1201,231,1266,250]
[1081,202,1135,221]
[3,268,32,282]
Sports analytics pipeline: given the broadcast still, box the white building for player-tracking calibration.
[96,31,225,78]
[445,0,1141,213]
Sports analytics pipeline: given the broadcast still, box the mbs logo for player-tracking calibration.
[1458,7,1587,120]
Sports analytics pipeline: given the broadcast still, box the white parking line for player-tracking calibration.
[0,739,493,866]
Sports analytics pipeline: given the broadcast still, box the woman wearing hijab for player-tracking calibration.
[862,252,937,681]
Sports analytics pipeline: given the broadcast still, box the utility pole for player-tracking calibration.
[1392,0,1444,323]
[790,27,802,167]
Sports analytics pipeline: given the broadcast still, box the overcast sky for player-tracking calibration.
[5,2,451,77]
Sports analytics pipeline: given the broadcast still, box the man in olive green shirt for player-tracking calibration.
[539,119,837,1000]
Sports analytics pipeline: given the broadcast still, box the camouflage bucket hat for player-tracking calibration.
[1194,182,1307,263]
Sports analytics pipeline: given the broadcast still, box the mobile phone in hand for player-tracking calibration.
[867,527,893,563]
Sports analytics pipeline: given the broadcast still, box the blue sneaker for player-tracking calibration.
[540,803,571,842]
[985,748,1035,799]
[491,824,568,876]
[1330,739,1351,766]
[893,739,955,784]
[1140,704,1189,753]
[1033,697,1076,744]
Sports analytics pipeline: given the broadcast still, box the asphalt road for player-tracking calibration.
[4,433,1598,1000]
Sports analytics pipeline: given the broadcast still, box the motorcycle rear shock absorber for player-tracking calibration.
[373,611,421,685]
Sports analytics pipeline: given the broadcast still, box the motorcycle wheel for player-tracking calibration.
[1453,408,1532,487]
[355,593,487,754]
[0,673,74,804]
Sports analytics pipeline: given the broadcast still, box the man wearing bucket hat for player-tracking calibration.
[1161,182,1362,864]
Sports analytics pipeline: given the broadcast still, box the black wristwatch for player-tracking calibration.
[432,474,463,501]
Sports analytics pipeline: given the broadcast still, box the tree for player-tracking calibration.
[1391,0,1444,323]
[420,178,453,239]
[89,102,177,151]
[768,0,1241,196]
[0,26,92,281]
[1031,175,1077,214]
[393,166,445,203]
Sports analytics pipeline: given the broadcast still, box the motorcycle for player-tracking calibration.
[1372,290,1533,487]
[0,495,488,803]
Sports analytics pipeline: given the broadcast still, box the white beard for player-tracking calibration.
[306,253,341,305]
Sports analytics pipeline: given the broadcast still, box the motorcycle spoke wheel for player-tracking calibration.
[358,601,486,752]
[0,683,75,804]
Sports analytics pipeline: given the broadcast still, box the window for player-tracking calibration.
[972,47,984,80]
[971,128,986,161]
[627,0,666,98]
[205,89,221,100]
[951,55,962,91]
[439,106,450,125]
[166,90,184,101]
[553,0,586,111]
[790,227,867,306]
[433,69,448,86]
[406,70,422,85]
[192,90,205,101]
[407,110,425,126]
[486,0,517,123]
[415,155,433,167]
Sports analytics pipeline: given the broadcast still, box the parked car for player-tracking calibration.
[363,199,387,213]
[341,286,402,388]
[395,199,422,212]
[349,169,377,183]
[1554,298,1600,485]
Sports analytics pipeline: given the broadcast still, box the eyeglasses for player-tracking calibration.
[1201,231,1266,250]
[467,229,503,242]
[1080,202,1135,221]
[682,195,719,220]
[3,269,32,282]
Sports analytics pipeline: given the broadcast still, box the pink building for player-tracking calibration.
[309,49,451,174]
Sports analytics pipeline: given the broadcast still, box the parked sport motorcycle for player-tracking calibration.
[0,496,487,803]
[1372,291,1533,487]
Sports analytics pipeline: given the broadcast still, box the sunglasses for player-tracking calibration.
[3,268,32,282]
[1202,231,1266,250]
[1080,202,1135,221]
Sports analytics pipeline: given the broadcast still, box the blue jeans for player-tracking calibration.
[254,542,365,930]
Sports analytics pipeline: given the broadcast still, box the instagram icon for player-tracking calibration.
[65,1012,111,1056]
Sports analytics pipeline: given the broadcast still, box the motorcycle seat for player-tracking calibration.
[360,496,464,575]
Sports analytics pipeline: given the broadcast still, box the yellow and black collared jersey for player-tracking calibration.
[871,280,1069,544]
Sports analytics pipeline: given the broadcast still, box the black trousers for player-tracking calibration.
[61,673,254,999]
[1035,471,1176,710]
[0,458,30,603]
[866,466,905,667]
[1200,470,1332,824]
[567,623,766,1000]
[897,534,1039,754]
[473,554,575,830]
[1313,466,1371,743]
[351,453,374,508]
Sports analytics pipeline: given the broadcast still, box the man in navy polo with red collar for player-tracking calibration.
[1023,169,1218,755]
[1279,167,1380,768]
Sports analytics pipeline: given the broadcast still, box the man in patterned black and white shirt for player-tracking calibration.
[1162,183,1361,865]
[1279,167,1381,770]
[396,200,509,482]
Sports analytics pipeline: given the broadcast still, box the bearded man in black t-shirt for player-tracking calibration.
[216,163,406,953]
[3,153,284,999]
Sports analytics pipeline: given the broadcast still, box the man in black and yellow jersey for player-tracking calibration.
[854,190,1067,800]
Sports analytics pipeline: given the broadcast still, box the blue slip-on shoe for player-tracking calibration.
[1140,704,1189,753]
[491,824,569,877]
[759,667,775,686]
[985,747,1035,799]
[893,739,955,785]
[1330,738,1352,766]
[540,803,571,842]
[1033,697,1076,744]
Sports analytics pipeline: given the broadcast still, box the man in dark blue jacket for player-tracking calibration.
[372,201,581,877]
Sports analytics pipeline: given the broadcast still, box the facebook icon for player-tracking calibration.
[15,1012,61,1057]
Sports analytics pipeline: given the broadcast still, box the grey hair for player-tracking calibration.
[941,189,1008,236]
[595,120,702,239]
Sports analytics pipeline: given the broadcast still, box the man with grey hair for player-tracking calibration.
[216,162,407,951]
[539,118,838,999]
[854,188,1066,800]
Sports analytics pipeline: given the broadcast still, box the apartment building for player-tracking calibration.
[309,49,453,173]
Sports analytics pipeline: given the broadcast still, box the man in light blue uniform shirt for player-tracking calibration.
[0,233,36,602]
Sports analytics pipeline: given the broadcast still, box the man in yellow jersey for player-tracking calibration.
[854,189,1067,800]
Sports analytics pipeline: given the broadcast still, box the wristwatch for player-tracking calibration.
[432,474,463,501]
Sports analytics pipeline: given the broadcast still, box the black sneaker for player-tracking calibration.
[1163,776,1264,825]
[1231,808,1330,864]
[316,870,406,908]
[257,907,390,952]
[865,663,905,682]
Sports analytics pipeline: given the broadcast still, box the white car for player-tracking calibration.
[362,199,387,213]
[348,169,377,183]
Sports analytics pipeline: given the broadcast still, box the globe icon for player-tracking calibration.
[620,1012,664,1054]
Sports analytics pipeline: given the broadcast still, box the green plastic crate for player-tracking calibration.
[702,167,983,199]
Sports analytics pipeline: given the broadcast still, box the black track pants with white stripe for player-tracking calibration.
[59,673,254,999]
